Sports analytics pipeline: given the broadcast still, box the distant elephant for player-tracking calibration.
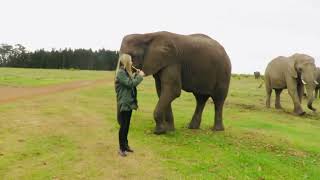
[119,31,231,134]
[265,53,319,115]
[315,67,320,98]
[254,71,260,79]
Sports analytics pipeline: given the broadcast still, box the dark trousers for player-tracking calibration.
[118,110,132,151]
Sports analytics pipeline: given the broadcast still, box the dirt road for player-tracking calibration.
[0,79,108,104]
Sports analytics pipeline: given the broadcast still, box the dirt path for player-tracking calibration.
[0,78,108,104]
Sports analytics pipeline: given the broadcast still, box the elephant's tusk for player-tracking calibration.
[302,79,307,85]
[314,80,319,85]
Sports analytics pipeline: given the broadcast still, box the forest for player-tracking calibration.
[0,44,118,70]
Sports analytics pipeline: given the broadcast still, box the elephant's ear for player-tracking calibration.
[288,58,297,78]
[142,38,178,75]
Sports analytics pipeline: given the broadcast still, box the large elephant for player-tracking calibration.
[315,67,320,98]
[265,53,319,115]
[119,31,231,134]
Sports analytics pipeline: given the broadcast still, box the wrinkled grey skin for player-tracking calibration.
[315,67,320,98]
[120,31,231,134]
[254,71,261,79]
[265,53,318,115]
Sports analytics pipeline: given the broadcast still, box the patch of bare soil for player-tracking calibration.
[234,103,257,110]
[0,79,107,104]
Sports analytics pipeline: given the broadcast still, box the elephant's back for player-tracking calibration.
[180,34,231,68]
[266,56,288,72]
[265,56,288,88]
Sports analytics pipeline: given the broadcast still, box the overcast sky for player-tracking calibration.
[1,0,319,73]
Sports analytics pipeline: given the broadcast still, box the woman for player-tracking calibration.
[115,54,145,157]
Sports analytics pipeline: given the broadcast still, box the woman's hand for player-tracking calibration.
[138,70,145,77]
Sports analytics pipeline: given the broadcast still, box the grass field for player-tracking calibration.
[0,68,319,179]
[0,68,106,87]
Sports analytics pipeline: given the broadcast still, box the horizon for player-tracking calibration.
[1,0,319,73]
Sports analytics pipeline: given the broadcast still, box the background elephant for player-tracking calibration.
[119,31,231,134]
[265,53,319,115]
[315,67,320,98]
[254,71,261,79]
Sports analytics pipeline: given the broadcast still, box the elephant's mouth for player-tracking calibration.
[132,61,142,69]
[132,61,143,70]
[129,55,141,69]
[132,63,143,72]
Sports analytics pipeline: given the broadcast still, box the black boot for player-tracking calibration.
[125,146,134,153]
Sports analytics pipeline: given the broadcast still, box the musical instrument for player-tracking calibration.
[131,65,140,72]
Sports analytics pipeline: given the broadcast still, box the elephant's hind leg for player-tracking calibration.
[212,99,225,131]
[275,89,283,109]
[188,93,209,129]
[265,83,272,108]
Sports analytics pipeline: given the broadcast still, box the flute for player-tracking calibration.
[132,65,140,72]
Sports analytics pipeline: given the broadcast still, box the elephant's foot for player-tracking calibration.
[188,122,200,129]
[266,103,271,108]
[275,104,283,109]
[153,125,167,135]
[293,108,305,116]
[295,111,306,116]
[213,124,224,131]
[166,123,175,132]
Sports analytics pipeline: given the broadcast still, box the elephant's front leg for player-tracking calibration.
[315,88,319,99]
[153,87,179,134]
[297,84,304,103]
[153,101,167,134]
[154,75,175,131]
[153,65,181,134]
[287,79,305,115]
[165,104,175,131]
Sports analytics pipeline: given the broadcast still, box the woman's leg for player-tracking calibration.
[124,111,132,149]
[118,111,126,151]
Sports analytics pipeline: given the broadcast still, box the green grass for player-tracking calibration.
[0,69,319,179]
[0,67,107,87]
[127,76,320,179]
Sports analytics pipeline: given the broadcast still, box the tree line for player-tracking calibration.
[0,44,119,70]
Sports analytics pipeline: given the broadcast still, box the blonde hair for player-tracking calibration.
[116,53,133,78]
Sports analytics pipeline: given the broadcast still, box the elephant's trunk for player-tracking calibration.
[306,85,316,111]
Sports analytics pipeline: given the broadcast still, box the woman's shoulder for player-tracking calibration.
[117,68,126,75]
[116,68,130,80]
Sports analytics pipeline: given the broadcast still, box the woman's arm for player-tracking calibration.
[117,70,143,88]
